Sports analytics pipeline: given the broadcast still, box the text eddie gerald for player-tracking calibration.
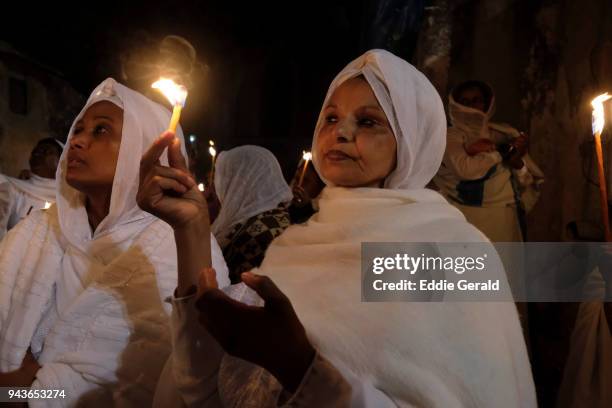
[370,253,500,292]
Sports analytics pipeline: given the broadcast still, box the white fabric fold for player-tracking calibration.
[212,145,292,246]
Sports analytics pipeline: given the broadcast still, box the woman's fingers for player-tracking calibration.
[197,267,219,297]
[140,132,175,182]
[152,176,189,194]
[154,165,195,189]
[168,136,189,172]
[241,272,290,309]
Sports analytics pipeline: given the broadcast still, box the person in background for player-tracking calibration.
[0,138,63,239]
[434,80,544,242]
[211,145,293,283]
[288,159,325,224]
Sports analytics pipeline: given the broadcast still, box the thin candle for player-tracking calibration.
[298,151,312,187]
[208,140,217,184]
[152,78,188,133]
[591,92,612,241]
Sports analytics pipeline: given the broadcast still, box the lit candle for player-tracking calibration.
[152,78,188,133]
[208,140,217,185]
[298,151,312,187]
[198,183,205,192]
[44,201,51,210]
[591,92,612,241]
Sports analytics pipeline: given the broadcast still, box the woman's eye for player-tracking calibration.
[358,117,376,127]
[73,127,83,135]
[325,114,338,124]
[93,125,108,135]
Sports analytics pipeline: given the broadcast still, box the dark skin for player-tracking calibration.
[66,101,123,231]
[137,132,315,393]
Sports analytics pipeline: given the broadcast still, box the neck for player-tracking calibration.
[85,189,112,232]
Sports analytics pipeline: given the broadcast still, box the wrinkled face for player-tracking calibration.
[65,101,123,193]
[316,77,397,188]
[457,87,486,112]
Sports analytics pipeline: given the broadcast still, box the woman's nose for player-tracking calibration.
[335,119,355,143]
[70,133,88,150]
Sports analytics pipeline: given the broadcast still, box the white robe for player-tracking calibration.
[0,174,56,239]
[255,186,536,407]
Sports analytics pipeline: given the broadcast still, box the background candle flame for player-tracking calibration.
[209,146,217,157]
[302,151,312,161]
[591,92,611,135]
[152,77,188,107]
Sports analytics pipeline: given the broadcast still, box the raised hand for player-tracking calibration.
[196,271,315,393]
[137,131,205,229]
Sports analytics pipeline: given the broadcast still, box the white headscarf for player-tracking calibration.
[311,49,447,190]
[212,145,292,246]
[56,78,188,255]
[448,81,497,144]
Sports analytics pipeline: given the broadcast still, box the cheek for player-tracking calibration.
[357,133,397,173]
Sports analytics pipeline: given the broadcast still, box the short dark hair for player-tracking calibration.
[452,80,493,110]
[29,138,63,169]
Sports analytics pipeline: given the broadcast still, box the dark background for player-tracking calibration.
[2,0,425,179]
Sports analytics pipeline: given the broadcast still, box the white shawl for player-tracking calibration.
[0,78,229,407]
[254,50,536,407]
[212,145,292,247]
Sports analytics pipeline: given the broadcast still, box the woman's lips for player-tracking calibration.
[67,157,86,168]
[325,150,353,162]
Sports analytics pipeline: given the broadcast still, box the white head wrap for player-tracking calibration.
[212,145,292,246]
[448,81,496,144]
[311,49,447,190]
[56,78,187,254]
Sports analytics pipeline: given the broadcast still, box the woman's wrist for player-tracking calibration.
[275,341,316,393]
[174,214,212,297]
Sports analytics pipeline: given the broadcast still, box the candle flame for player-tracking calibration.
[209,146,217,157]
[302,151,312,161]
[152,78,188,107]
[198,183,205,192]
[44,201,51,210]
[591,93,611,135]
[209,140,215,146]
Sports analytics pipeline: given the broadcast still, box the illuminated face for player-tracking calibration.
[65,101,123,194]
[316,77,397,188]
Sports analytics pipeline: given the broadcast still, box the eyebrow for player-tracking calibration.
[94,115,114,121]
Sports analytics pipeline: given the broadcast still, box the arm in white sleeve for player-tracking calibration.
[444,133,502,180]
[156,292,224,408]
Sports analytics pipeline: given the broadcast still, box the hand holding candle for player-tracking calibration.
[298,151,312,187]
[591,92,612,241]
[152,78,188,133]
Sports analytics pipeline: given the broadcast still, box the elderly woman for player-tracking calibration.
[0,78,229,406]
[141,50,536,407]
[211,145,293,283]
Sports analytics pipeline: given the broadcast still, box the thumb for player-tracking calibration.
[168,136,189,171]
[241,272,289,308]
[197,267,219,297]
